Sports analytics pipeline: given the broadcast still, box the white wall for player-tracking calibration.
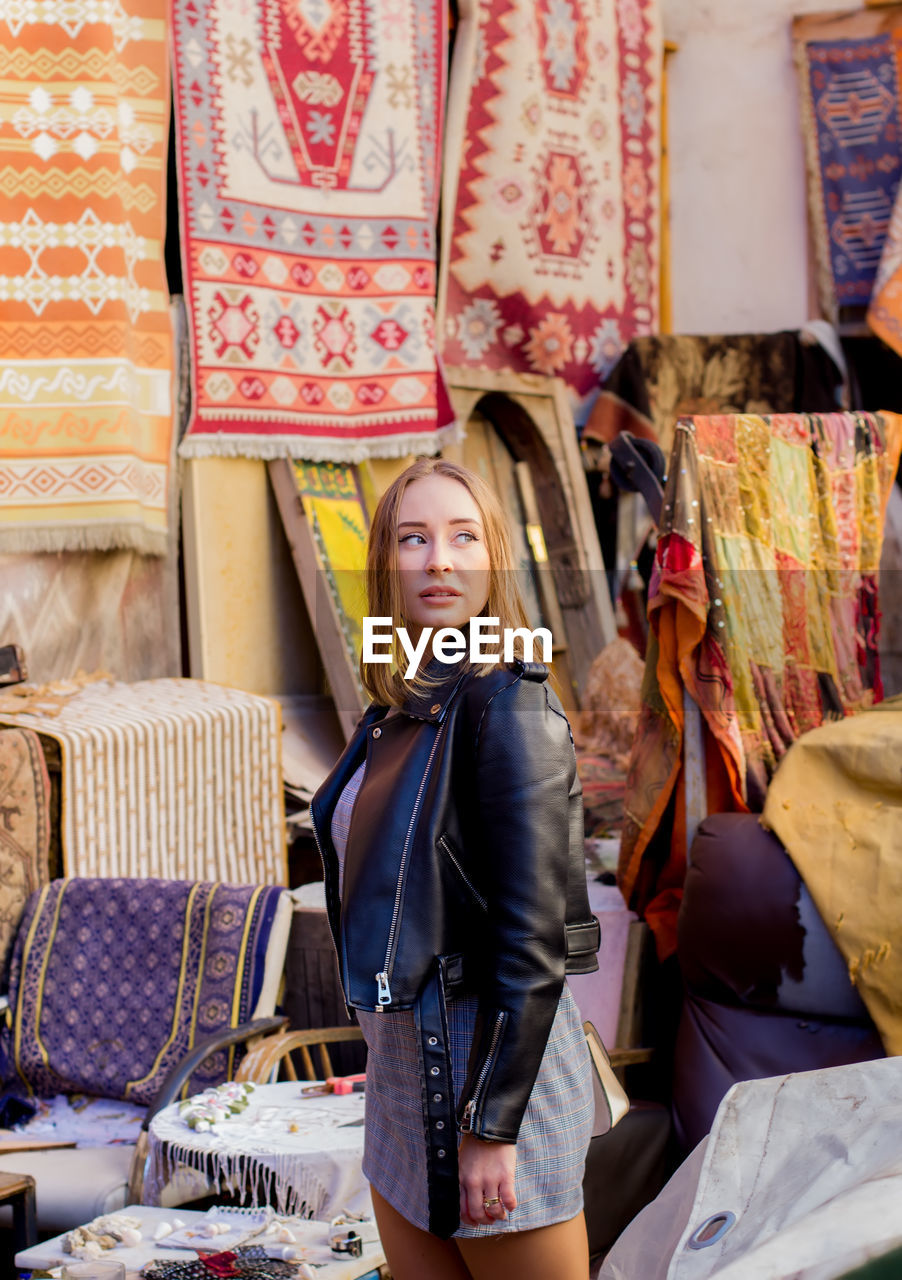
[663,0,851,334]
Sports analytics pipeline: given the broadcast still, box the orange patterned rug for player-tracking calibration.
[0,1,173,553]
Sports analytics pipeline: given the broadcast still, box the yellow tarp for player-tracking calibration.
[762,697,902,1055]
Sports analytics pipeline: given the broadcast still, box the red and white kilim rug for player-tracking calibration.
[172,0,456,461]
[439,0,662,424]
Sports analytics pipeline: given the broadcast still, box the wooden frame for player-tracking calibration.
[268,460,368,740]
[443,367,617,703]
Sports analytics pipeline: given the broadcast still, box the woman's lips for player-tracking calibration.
[419,588,461,598]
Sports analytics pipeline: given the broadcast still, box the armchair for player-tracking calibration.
[0,877,292,1232]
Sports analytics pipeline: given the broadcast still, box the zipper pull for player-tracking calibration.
[460,1099,475,1133]
[375,971,391,1009]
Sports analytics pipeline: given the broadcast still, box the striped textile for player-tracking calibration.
[0,678,287,883]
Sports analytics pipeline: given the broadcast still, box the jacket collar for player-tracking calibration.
[400,656,472,724]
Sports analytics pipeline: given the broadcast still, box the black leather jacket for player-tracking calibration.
[311,657,599,1235]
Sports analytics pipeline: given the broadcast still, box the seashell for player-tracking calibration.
[119,1227,142,1248]
[172,1218,186,1229]
[153,1222,173,1241]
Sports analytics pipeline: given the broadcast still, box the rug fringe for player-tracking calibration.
[177,421,464,463]
[0,524,169,557]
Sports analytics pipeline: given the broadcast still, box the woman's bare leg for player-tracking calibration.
[371,1186,473,1280]
[456,1213,590,1280]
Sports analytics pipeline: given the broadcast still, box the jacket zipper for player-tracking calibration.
[459,1010,506,1132]
[438,835,487,912]
[375,722,447,1010]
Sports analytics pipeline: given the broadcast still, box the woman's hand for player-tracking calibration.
[458,1132,518,1226]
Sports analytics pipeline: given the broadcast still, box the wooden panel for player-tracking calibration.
[182,457,320,696]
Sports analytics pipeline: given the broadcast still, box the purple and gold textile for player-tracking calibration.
[6,878,284,1105]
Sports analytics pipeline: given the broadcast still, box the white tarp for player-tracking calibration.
[601,1057,902,1280]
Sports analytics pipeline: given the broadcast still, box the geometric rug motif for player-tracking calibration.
[794,10,902,321]
[0,0,174,554]
[172,0,456,462]
[439,0,662,424]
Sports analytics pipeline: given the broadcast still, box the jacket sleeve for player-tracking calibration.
[457,672,579,1142]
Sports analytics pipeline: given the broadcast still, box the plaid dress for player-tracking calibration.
[332,762,594,1236]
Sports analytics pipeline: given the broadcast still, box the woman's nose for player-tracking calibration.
[425,545,453,574]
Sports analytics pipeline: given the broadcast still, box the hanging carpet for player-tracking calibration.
[171,0,455,462]
[793,6,902,322]
[439,0,662,425]
[0,0,174,554]
[619,411,902,961]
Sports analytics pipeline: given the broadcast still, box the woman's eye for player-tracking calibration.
[399,532,426,546]
[454,530,477,543]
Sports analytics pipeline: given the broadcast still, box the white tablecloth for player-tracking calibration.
[145,1083,371,1219]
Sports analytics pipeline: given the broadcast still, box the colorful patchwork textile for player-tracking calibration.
[794,9,902,321]
[172,0,455,461]
[0,679,287,883]
[6,878,285,1104]
[619,411,902,961]
[439,0,661,423]
[0,0,173,554]
[0,729,50,982]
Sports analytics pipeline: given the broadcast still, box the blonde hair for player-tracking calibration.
[361,458,531,706]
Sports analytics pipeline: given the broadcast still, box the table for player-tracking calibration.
[146,1083,372,1220]
[14,1204,386,1279]
[0,1170,36,1251]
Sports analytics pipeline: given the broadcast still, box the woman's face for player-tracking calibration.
[396,474,492,634]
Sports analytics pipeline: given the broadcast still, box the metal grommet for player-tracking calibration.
[428,1036,438,1046]
[687,1212,737,1250]
[435,1120,444,1130]
[433,1093,442,1103]
[437,1148,446,1158]
[430,703,441,714]
[430,1066,440,1076]
[372,727,382,739]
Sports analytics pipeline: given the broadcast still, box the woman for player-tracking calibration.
[311,458,599,1280]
